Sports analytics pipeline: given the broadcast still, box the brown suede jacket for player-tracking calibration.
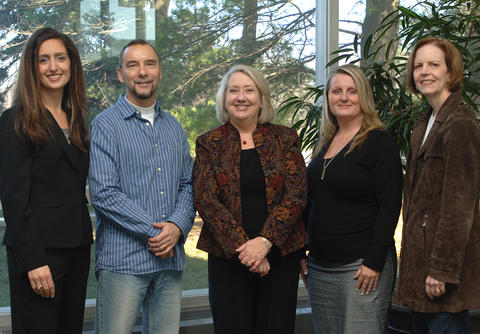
[398,91,480,312]
[192,122,308,258]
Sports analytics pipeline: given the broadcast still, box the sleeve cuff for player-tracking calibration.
[362,244,389,272]
[13,244,48,273]
[427,266,460,284]
[168,212,194,243]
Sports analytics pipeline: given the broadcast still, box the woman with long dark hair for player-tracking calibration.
[0,27,92,333]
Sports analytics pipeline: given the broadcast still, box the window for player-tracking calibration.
[0,0,316,307]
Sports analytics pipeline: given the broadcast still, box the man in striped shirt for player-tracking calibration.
[89,39,195,334]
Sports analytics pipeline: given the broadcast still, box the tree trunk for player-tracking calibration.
[152,0,170,46]
[100,0,111,51]
[240,0,258,63]
[361,0,399,65]
[66,0,81,38]
[152,0,170,19]
[135,0,147,40]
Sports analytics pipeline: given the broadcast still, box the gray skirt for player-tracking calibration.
[307,251,395,334]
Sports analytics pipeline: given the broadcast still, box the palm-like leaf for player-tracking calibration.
[279,0,480,158]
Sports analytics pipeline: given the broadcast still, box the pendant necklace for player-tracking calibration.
[321,151,340,180]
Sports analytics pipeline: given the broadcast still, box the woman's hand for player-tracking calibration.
[300,258,308,289]
[236,237,270,268]
[250,257,271,277]
[425,275,446,300]
[353,264,380,295]
[28,265,55,298]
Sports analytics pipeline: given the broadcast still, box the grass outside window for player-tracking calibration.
[0,217,208,307]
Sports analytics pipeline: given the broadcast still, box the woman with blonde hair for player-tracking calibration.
[193,64,308,333]
[304,64,402,333]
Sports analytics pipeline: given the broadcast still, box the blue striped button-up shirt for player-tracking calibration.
[89,95,195,274]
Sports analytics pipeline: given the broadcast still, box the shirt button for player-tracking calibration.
[154,144,158,148]
[160,191,164,195]
[146,123,150,126]
[136,111,140,114]
[162,214,166,218]
[157,167,161,172]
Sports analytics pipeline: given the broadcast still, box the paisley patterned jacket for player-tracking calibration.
[193,122,308,258]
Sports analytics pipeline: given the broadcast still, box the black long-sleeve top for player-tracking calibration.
[240,148,282,263]
[306,130,402,271]
[240,148,267,238]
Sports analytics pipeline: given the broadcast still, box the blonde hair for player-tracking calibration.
[216,64,275,124]
[313,64,385,158]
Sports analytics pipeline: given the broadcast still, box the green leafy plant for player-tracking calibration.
[279,0,480,156]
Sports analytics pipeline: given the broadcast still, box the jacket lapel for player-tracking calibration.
[414,91,462,160]
[46,110,87,178]
[413,111,433,159]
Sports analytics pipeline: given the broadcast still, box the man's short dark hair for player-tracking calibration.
[118,39,160,67]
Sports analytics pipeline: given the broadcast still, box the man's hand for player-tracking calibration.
[148,222,181,259]
[28,265,55,298]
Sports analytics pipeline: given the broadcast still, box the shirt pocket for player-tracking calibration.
[423,141,443,160]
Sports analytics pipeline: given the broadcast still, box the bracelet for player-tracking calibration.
[261,237,272,252]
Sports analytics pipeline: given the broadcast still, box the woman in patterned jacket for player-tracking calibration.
[193,64,308,334]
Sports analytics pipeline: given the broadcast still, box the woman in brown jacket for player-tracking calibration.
[193,64,308,334]
[399,37,480,333]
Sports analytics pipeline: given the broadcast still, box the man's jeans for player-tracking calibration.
[412,310,469,334]
[95,269,183,334]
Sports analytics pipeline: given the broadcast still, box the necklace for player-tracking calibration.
[321,151,340,180]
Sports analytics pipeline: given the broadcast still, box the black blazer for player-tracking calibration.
[0,106,92,273]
